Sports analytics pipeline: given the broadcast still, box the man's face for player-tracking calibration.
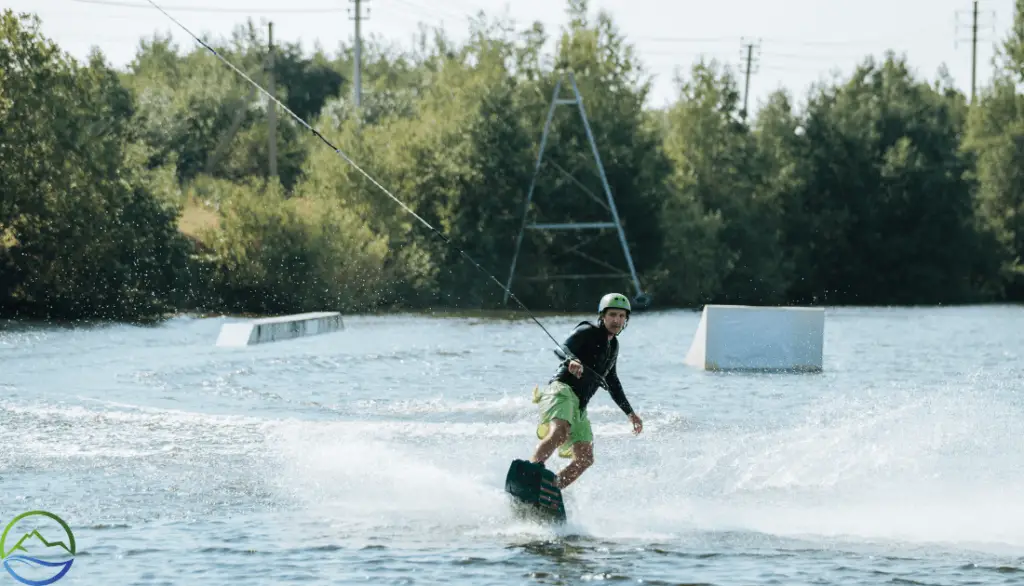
[602,308,628,334]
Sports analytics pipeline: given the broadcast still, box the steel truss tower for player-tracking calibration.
[503,71,650,309]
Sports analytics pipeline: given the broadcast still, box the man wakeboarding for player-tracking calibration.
[507,293,643,512]
[504,292,644,522]
[529,293,644,488]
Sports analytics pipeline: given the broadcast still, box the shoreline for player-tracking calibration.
[2,301,1022,330]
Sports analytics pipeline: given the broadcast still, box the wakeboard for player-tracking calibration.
[504,459,567,524]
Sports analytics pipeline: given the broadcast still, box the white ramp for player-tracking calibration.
[216,311,344,347]
[684,305,824,372]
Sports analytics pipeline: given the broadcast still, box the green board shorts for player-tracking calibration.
[532,381,593,459]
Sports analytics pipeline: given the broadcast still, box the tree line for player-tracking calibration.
[2,0,1023,322]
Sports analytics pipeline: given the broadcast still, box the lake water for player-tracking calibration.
[2,305,1024,585]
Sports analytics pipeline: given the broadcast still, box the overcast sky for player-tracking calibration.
[4,0,1018,111]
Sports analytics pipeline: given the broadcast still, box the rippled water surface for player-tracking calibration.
[3,305,1024,585]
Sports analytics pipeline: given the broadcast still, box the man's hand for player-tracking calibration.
[568,359,583,378]
[628,412,643,435]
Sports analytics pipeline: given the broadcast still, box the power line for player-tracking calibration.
[70,0,346,13]
[635,36,741,44]
[637,34,908,48]
[388,0,472,25]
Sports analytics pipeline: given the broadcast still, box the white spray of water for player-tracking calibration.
[262,380,1024,553]
[9,374,1024,555]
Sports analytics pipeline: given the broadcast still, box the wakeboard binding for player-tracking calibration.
[504,459,567,523]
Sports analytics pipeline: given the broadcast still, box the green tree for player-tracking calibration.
[961,0,1024,299]
[782,55,985,304]
[0,11,190,320]
[199,177,391,314]
[8,0,1017,321]
[654,61,788,306]
[122,23,327,191]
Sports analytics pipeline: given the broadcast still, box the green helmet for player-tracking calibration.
[598,293,631,315]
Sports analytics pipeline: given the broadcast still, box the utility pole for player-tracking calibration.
[739,38,761,120]
[267,21,277,178]
[955,0,995,104]
[350,0,369,108]
[972,0,978,103]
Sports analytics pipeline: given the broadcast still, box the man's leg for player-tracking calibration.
[530,418,570,464]
[556,441,593,489]
[555,409,593,489]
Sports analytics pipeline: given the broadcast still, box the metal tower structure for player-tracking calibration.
[503,70,650,309]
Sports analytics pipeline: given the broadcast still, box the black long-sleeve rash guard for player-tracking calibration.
[551,321,634,415]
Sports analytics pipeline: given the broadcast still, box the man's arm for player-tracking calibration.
[608,361,644,435]
[605,362,634,416]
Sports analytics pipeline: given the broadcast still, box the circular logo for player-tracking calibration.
[0,511,76,586]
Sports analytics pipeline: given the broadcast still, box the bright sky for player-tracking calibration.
[4,0,1019,112]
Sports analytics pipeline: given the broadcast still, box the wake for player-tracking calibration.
[263,383,1024,552]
